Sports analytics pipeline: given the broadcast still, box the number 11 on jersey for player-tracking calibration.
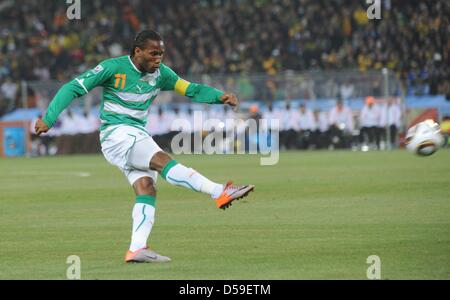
[114,74,127,89]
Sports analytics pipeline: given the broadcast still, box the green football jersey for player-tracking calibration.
[43,55,224,132]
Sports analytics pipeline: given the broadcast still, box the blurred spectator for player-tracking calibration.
[147,107,170,136]
[59,109,79,135]
[245,104,262,152]
[359,96,381,149]
[297,103,316,149]
[1,77,17,112]
[262,103,283,133]
[298,104,316,131]
[57,110,76,154]
[283,103,300,150]
[0,0,447,97]
[378,99,389,149]
[222,105,236,133]
[311,110,330,149]
[328,98,354,148]
[78,111,100,134]
[387,98,402,149]
[147,107,173,152]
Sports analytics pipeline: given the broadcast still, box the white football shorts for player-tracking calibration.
[100,125,162,185]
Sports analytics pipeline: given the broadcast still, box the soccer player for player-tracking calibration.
[34,30,254,263]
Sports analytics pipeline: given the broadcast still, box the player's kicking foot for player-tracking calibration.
[125,247,171,263]
[214,181,255,210]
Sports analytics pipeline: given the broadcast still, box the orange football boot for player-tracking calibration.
[214,181,255,210]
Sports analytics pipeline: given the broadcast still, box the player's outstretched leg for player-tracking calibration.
[124,177,171,263]
[152,152,255,210]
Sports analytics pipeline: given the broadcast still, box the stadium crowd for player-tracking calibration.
[0,0,449,118]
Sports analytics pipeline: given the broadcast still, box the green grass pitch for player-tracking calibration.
[0,150,449,279]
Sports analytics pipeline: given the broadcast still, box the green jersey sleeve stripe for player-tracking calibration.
[75,78,89,94]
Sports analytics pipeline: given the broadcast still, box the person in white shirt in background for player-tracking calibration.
[359,96,381,150]
[387,98,402,149]
[57,109,80,154]
[222,105,236,132]
[378,99,388,150]
[206,105,223,123]
[163,106,177,133]
[312,110,330,149]
[246,104,263,152]
[1,77,18,112]
[259,103,282,153]
[163,106,184,150]
[147,107,173,152]
[205,105,225,131]
[297,103,316,149]
[328,98,354,149]
[174,107,189,132]
[186,107,201,133]
[60,109,79,136]
[170,107,191,151]
[377,98,401,150]
[76,111,101,153]
[221,105,237,153]
[298,103,316,131]
[283,102,300,149]
[262,103,284,133]
[78,111,100,134]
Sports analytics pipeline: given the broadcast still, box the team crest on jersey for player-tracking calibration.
[92,64,104,74]
[140,69,160,86]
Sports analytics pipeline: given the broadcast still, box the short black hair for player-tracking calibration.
[130,30,162,56]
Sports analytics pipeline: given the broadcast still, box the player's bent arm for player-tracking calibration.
[42,60,115,128]
[42,80,87,128]
[175,78,224,104]
[159,64,224,104]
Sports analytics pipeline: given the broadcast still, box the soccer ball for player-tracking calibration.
[405,119,444,156]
